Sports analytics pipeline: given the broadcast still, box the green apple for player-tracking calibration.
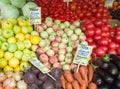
[0,58,7,68]
[0,49,4,58]
[8,43,18,52]
[9,57,19,68]
[21,26,29,34]
[1,20,13,29]
[22,53,30,62]
[13,25,21,34]
[20,61,31,72]
[17,16,28,27]
[0,36,7,42]
[0,41,1,47]
[4,52,13,60]
[30,51,36,58]
[7,18,17,25]
[2,29,14,38]
[24,40,31,48]
[17,42,25,50]
[1,42,9,51]
[31,31,39,36]
[23,49,31,54]
[28,25,33,33]
[3,65,13,72]
[14,51,23,59]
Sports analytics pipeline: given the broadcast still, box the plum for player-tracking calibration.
[30,66,40,75]
[42,81,55,89]
[35,79,43,85]
[24,72,37,84]
[28,84,39,89]
[50,68,62,80]
[38,73,48,82]
[54,80,62,88]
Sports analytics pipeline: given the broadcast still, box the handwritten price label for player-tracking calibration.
[73,44,93,66]
[105,0,115,7]
[29,7,41,25]
[64,0,73,2]
[29,57,50,73]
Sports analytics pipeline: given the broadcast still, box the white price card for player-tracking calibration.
[64,0,73,2]
[73,44,93,66]
[105,0,115,8]
[29,57,50,73]
[29,7,41,25]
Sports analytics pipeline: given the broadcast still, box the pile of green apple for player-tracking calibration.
[0,16,40,72]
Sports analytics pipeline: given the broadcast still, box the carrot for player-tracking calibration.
[72,80,81,89]
[80,84,87,89]
[88,82,97,89]
[88,65,94,83]
[60,75,66,89]
[63,70,74,82]
[79,66,88,84]
[73,68,84,86]
[66,82,73,89]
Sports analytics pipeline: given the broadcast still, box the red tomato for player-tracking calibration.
[114,34,120,43]
[94,27,102,35]
[116,25,120,30]
[116,46,120,55]
[94,19,103,26]
[116,30,120,35]
[107,49,117,55]
[89,42,97,49]
[85,29,95,37]
[94,35,102,41]
[81,24,86,32]
[95,47,106,57]
[86,37,93,43]
[85,23,95,29]
[100,25,109,32]
[108,42,117,49]
[98,38,109,46]
[100,46,108,52]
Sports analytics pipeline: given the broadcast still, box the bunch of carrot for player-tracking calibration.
[60,65,97,89]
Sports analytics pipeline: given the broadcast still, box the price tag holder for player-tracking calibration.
[29,7,41,25]
[29,57,50,73]
[64,0,73,7]
[73,44,93,66]
[105,0,115,8]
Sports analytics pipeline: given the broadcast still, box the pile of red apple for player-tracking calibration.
[35,0,112,22]
[81,19,120,59]
[34,17,88,70]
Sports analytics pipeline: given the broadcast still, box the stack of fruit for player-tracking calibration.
[35,17,88,70]
[0,16,40,72]
[35,0,112,22]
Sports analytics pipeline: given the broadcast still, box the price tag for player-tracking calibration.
[73,44,93,66]
[29,57,50,73]
[105,0,115,8]
[64,0,73,2]
[29,7,41,25]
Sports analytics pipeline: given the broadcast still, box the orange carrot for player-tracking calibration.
[64,70,74,82]
[66,82,73,89]
[80,84,87,89]
[79,66,88,84]
[72,80,81,89]
[88,65,94,83]
[88,82,97,89]
[73,68,84,86]
[60,75,66,89]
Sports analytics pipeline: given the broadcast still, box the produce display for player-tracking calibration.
[24,66,62,89]
[109,9,120,20]
[60,65,97,89]
[0,71,27,89]
[93,54,120,89]
[0,17,40,72]
[34,17,87,70]
[81,19,120,59]
[35,0,112,22]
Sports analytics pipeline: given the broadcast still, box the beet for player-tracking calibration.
[28,84,39,89]
[54,80,62,88]
[31,66,40,75]
[35,79,43,85]
[38,73,48,82]
[24,72,37,84]
[50,68,62,80]
[42,81,55,89]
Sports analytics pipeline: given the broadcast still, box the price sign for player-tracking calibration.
[73,44,93,66]
[29,57,50,73]
[105,0,115,8]
[29,7,41,25]
[64,0,73,7]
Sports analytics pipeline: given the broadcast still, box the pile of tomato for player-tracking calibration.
[35,0,112,22]
[81,19,120,59]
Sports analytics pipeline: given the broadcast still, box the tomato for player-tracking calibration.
[94,27,102,35]
[95,12,102,18]
[98,38,109,46]
[116,46,120,55]
[114,34,120,43]
[116,30,120,35]
[107,49,117,55]
[86,37,93,43]
[89,42,97,49]
[85,23,95,29]
[95,47,106,57]
[108,42,117,49]
[85,29,94,37]
[101,32,110,37]
[100,25,109,32]
[100,46,108,52]
[93,35,102,41]
[94,19,103,26]
[116,25,120,30]
[81,24,86,32]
